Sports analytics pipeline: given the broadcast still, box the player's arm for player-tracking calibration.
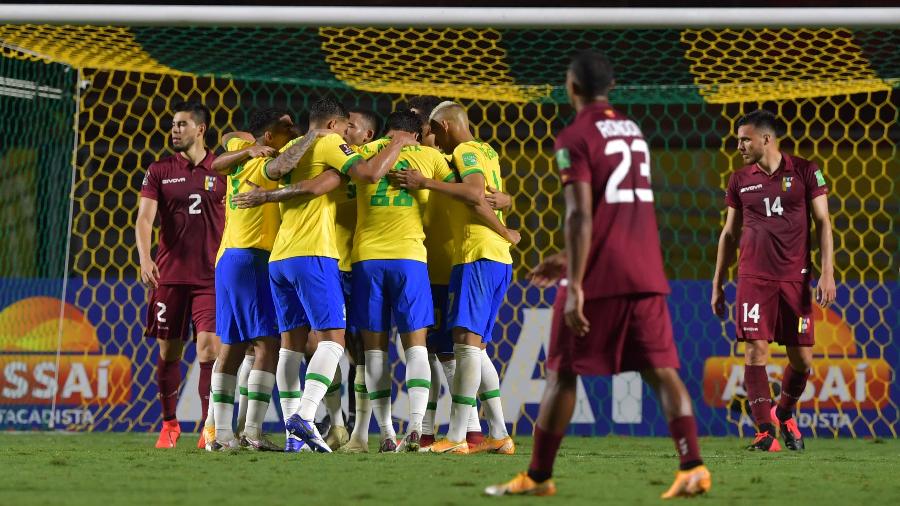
[711,206,743,318]
[345,133,417,183]
[231,170,343,209]
[135,197,160,289]
[211,144,276,176]
[264,129,330,180]
[222,131,255,146]
[562,181,592,336]
[388,168,484,205]
[811,194,836,307]
[527,251,566,288]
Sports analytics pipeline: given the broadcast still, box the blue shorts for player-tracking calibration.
[340,270,357,336]
[447,259,512,343]
[215,248,279,345]
[427,284,453,355]
[269,256,346,332]
[350,259,433,334]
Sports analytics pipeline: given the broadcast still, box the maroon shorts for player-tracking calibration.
[144,284,216,341]
[735,277,814,346]
[547,291,680,376]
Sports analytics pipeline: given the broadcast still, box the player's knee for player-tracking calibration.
[158,339,182,361]
[787,347,813,372]
[547,370,577,393]
[744,341,769,365]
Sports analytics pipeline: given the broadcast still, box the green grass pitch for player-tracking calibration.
[1,433,897,505]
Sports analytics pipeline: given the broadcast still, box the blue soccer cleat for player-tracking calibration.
[284,433,310,453]
[286,414,332,453]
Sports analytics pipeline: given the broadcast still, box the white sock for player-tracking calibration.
[448,344,481,442]
[443,359,479,434]
[422,354,443,436]
[299,341,344,421]
[479,349,508,439]
[324,366,345,427]
[236,354,255,434]
[350,365,371,444]
[204,359,218,429]
[212,372,237,442]
[404,346,430,434]
[365,349,395,441]
[276,348,303,421]
[244,369,275,439]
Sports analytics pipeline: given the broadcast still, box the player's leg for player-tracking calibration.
[190,285,219,446]
[397,329,430,452]
[322,338,349,450]
[421,352,444,448]
[772,281,815,451]
[147,285,191,448]
[736,277,781,451]
[210,340,249,449]
[341,327,370,452]
[241,336,280,451]
[235,348,255,437]
[290,257,347,453]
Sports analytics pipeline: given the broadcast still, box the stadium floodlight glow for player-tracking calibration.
[0,5,898,28]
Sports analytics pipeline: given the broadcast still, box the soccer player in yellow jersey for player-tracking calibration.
[204,109,294,451]
[232,98,413,452]
[392,101,518,455]
[334,108,381,453]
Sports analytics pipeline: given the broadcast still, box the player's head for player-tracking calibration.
[346,108,381,146]
[308,98,349,136]
[736,109,779,164]
[170,100,210,152]
[248,108,294,151]
[384,110,422,141]
[405,95,442,148]
[429,101,470,152]
[566,50,615,107]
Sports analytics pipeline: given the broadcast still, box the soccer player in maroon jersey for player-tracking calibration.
[711,109,835,452]
[136,100,226,449]
[486,50,710,499]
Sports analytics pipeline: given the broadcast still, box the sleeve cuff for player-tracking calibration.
[263,159,279,182]
[340,154,363,174]
[458,168,484,179]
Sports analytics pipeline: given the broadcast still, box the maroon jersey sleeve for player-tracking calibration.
[554,131,591,186]
[725,172,742,209]
[803,161,829,200]
[140,162,161,200]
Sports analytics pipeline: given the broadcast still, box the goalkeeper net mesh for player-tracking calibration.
[0,24,896,437]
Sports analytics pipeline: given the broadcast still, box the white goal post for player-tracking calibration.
[0,5,898,28]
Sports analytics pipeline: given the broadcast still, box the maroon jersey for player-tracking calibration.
[140,150,225,285]
[554,102,669,299]
[725,153,828,282]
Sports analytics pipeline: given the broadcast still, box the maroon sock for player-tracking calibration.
[157,357,181,421]
[744,365,773,430]
[527,425,564,483]
[776,365,810,421]
[466,431,484,445]
[198,360,215,425]
[668,416,703,470]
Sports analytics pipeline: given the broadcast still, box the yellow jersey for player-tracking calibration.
[269,132,362,262]
[216,138,281,262]
[447,140,513,265]
[351,138,454,263]
[332,179,357,272]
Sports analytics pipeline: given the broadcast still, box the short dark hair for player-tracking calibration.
[736,109,779,135]
[405,95,442,125]
[569,50,614,98]
[309,98,348,126]
[248,108,289,137]
[349,108,381,136]
[172,100,211,128]
[385,110,422,136]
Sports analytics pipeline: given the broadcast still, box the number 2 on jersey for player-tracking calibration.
[188,193,202,214]
[603,138,653,204]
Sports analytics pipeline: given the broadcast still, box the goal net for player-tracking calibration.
[0,20,896,437]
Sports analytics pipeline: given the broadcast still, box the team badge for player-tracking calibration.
[782,176,793,191]
[797,316,810,334]
[204,175,216,191]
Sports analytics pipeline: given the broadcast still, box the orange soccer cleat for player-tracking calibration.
[428,438,469,454]
[470,436,516,455]
[660,465,712,499]
[484,472,557,497]
[155,419,181,449]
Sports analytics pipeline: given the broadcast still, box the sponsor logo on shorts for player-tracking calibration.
[162,177,187,184]
[742,327,759,332]
[798,317,810,334]
[739,183,763,194]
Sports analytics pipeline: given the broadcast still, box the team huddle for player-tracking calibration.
[136,49,835,499]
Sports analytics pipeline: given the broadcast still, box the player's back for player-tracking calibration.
[271,133,358,262]
[353,138,452,263]
[555,102,668,299]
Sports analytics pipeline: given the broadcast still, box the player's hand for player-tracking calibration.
[816,272,836,308]
[486,186,511,211]
[564,285,590,336]
[526,252,566,288]
[140,257,160,289]
[231,181,268,209]
[390,131,418,147]
[246,145,276,158]
[711,284,726,319]
[388,169,427,190]
[505,228,521,246]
